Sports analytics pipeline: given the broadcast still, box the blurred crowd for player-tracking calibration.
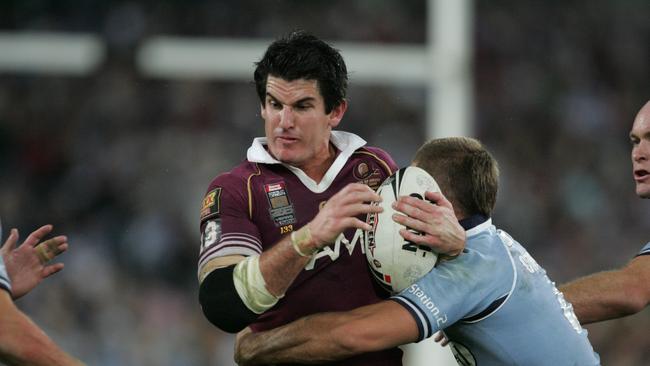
[1,1,649,365]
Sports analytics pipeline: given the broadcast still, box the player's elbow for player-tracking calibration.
[199,268,257,333]
[618,289,650,316]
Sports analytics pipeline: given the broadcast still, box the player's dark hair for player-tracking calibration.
[413,137,499,217]
[254,30,348,114]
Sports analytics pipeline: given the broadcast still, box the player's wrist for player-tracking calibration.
[290,225,319,257]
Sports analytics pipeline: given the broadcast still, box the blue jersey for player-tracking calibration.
[0,256,11,294]
[637,242,650,257]
[392,217,600,366]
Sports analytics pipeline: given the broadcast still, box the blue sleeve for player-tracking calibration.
[0,256,12,295]
[637,242,650,257]
[390,243,512,341]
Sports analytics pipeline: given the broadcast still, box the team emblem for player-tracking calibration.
[265,181,297,226]
[353,162,383,190]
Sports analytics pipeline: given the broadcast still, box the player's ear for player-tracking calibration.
[328,100,347,128]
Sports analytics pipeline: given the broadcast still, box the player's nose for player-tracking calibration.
[278,107,295,128]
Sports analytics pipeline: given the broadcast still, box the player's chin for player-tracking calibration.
[636,184,650,199]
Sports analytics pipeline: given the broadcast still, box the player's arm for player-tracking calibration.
[392,191,465,257]
[0,291,85,366]
[560,255,650,324]
[199,183,383,333]
[235,300,418,365]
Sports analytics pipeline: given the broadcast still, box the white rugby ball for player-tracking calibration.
[365,166,440,293]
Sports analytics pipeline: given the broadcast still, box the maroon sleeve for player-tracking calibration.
[198,173,262,273]
[362,146,399,175]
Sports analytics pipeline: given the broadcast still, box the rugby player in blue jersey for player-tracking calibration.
[235,137,600,366]
[560,100,650,324]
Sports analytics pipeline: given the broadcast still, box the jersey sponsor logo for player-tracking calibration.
[264,181,297,227]
[353,162,383,190]
[305,228,365,270]
[408,283,448,327]
[200,188,222,221]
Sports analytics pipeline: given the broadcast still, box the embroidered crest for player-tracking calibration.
[353,162,383,190]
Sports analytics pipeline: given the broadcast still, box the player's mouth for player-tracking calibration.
[276,135,299,144]
[634,168,649,182]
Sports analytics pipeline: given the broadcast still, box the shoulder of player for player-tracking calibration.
[206,162,262,192]
[353,146,398,174]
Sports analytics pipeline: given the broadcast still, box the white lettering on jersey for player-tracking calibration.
[304,228,365,270]
[518,252,541,274]
[201,219,221,252]
[408,284,448,327]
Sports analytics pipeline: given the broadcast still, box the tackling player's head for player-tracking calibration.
[254,30,348,114]
[631,100,650,199]
[412,137,499,219]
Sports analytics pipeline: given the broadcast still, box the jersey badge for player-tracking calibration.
[200,188,222,221]
[353,162,383,190]
[265,182,297,227]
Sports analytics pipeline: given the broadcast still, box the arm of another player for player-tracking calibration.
[1,225,67,299]
[0,291,85,366]
[235,300,418,365]
[392,191,465,257]
[560,255,650,324]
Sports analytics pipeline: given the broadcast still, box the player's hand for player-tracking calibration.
[308,183,383,249]
[434,331,450,347]
[1,225,68,299]
[234,327,254,365]
[391,191,465,257]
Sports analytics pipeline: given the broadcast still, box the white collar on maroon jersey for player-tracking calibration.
[247,131,367,193]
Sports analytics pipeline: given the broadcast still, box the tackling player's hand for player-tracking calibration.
[308,183,383,249]
[434,331,450,347]
[1,225,68,299]
[234,327,254,365]
[391,191,465,257]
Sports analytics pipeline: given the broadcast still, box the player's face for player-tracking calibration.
[630,102,650,198]
[261,76,346,169]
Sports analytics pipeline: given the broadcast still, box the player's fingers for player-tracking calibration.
[434,331,443,342]
[392,213,427,234]
[44,236,68,255]
[342,217,373,232]
[425,191,454,211]
[35,242,55,264]
[398,228,430,246]
[23,224,53,247]
[339,203,383,218]
[42,263,65,278]
[2,228,19,252]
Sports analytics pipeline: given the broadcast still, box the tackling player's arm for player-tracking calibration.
[560,255,650,324]
[199,183,383,333]
[0,291,84,366]
[235,300,418,365]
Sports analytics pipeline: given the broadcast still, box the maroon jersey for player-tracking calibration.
[198,131,402,365]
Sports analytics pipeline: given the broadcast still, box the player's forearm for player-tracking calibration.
[258,227,317,297]
[0,308,84,366]
[561,269,644,324]
[237,313,360,365]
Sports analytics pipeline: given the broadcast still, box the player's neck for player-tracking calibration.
[299,143,338,183]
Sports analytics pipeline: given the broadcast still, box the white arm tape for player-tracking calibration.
[233,255,283,314]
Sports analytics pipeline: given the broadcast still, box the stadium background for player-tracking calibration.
[0,0,649,364]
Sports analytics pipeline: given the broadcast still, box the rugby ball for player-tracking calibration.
[365,166,440,293]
